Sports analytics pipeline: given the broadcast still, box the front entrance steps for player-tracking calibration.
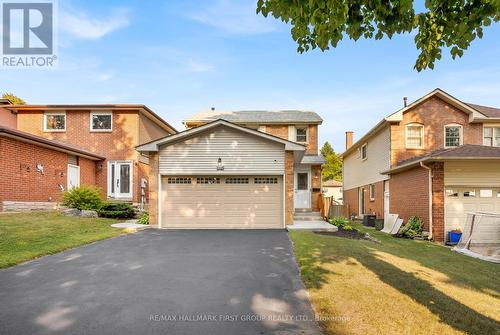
[288,210,337,231]
[293,210,322,221]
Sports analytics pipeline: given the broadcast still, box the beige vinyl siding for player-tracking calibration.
[343,126,391,190]
[445,161,500,186]
[161,175,283,228]
[158,126,285,175]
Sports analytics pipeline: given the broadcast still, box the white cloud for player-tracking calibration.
[60,7,130,40]
[97,73,113,81]
[185,60,215,73]
[188,0,278,34]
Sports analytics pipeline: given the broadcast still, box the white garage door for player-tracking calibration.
[445,187,500,232]
[161,176,283,229]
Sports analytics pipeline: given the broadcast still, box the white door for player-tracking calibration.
[445,187,500,233]
[67,164,80,190]
[108,162,133,199]
[294,170,311,209]
[161,176,283,229]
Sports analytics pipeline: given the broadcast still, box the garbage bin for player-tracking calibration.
[363,215,376,227]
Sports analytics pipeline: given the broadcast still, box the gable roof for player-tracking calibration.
[136,119,306,152]
[6,104,178,134]
[0,125,105,160]
[183,110,323,125]
[382,145,500,174]
[342,88,499,158]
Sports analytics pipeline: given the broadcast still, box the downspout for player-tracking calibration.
[420,162,433,240]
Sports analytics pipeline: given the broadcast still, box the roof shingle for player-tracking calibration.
[184,110,323,124]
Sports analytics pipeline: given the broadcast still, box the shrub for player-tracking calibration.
[329,216,349,228]
[137,212,149,225]
[98,202,135,219]
[62,186,102,210]
[399,216,423,238]
[343,225,354,231]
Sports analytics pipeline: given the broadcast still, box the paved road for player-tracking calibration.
[0,230,321,335]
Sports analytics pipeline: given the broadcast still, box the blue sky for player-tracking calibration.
[2,0,500,152]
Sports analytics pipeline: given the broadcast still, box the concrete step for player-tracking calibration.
[293,216,324,221]
[294,211,321,217]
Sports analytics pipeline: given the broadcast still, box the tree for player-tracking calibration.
[320,142,342,181]
[2,92,26,105]
[257,0,500,71]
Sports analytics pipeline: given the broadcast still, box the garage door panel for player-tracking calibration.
[161,175,283,229]
[445,187,500,232]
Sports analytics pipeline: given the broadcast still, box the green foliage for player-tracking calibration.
[321,142,342,182]
[399,216,423,238]
[98,202,136,219]
[256,0,500,71]
[62,186,102,210]
[343,225,353,231]
[1,92,26,104]
[137,212,149,225]
[329,216,349,228]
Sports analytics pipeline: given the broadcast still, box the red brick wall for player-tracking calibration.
[389,166,430,231]
[311,165,322,211]
[391,96,483,165]
[430,162,445,242]
[343,187,358,218]
[0,107,16,128]
[0,136,96,204]
[343,180,385,219]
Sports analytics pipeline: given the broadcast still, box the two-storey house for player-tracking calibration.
[0,103,176,211]
[342,89,500,242]
[137,110,325,229]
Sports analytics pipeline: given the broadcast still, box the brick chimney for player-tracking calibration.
[345,131,353,150]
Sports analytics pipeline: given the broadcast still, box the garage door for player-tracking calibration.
[161,176,283,229]
[445,187,500,232]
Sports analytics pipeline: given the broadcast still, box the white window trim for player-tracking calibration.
[90,111,113,132]
[444,123,463,148]
[483,125,500,147]
[295,126,308,144]
[405,123,424,149]
[43,111,66,132]
[361,143,368,160]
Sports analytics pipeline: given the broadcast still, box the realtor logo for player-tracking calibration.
[1,0,57,68]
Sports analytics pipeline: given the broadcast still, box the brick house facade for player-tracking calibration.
[1,104,176,211]
[342,89,500,242]
[0,126,103,211]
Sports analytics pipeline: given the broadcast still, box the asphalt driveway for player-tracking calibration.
[0,230,321,335]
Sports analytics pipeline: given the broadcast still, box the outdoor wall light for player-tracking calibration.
[216,157,224,171]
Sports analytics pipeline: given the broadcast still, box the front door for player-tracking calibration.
[67,164,80,190]
[359,187,365,215]
[108,161,133,199]
[294,171,311,209]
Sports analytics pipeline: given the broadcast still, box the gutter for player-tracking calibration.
[420,162,433,240]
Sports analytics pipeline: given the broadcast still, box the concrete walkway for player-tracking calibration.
[287,220,338,231]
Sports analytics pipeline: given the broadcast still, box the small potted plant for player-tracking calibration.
[448,228,462,245]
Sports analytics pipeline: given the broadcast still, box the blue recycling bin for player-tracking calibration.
[448,231,462,244]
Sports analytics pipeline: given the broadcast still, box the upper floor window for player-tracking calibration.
[406,124,424,149]
[296,127,307,143]
[90,112,112,131]
[44,112,66,132]
[444,124,462,148]
[483,127,500,147]
[361,143,367,160]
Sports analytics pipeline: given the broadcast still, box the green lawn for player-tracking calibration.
[289,223,500,335]
[0,211,125,268]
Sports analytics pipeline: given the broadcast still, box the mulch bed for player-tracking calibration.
[315,228,373,241]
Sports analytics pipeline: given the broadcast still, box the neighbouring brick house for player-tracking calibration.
[137,110,325,228]
[0,102,176,211]
[0,126,104,211]
[342,89,500,242]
